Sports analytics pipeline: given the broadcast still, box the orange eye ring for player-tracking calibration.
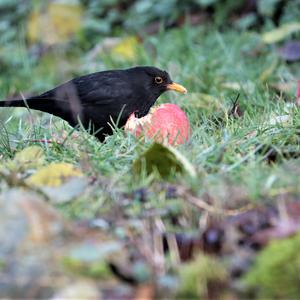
[155,76,163,84]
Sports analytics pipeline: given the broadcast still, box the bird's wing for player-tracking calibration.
[72,71,133,106]
[37,71,132,106]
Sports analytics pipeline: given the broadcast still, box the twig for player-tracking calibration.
[176,186,255,216]
[25,139,63,145]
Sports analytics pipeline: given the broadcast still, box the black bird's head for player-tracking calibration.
[125,66,187,117]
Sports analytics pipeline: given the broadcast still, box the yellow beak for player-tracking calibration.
[166,82,187,94]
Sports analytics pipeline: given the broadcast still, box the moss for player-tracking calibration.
[62,256,111,279]
[244,233,300,299]
[176,253,228,299]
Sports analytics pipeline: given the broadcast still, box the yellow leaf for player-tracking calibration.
[10,146,45,171]
[259,59,278,82]
[111,36,139,61]
[26,162,83,187]
[221,82,241,91]
[28,2,82,44]
[262,23,300,44]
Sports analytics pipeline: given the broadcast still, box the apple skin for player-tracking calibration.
[296,80,300,106]
[125,103,191,145]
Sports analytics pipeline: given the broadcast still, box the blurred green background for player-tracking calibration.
[0,0,299,97]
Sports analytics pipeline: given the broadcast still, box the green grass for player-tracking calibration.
[1,24,300,298]
[1,24,300,224]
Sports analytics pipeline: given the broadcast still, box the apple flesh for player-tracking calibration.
[125,103,191,145]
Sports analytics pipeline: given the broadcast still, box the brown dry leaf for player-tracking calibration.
[28,1,82,45]
[251,202,300,247]
[134,284,155,300]
[26,162,83,187]
[18,191,67,243]
[270,82,295,95]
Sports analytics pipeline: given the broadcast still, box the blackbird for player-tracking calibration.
[0,66,187,141]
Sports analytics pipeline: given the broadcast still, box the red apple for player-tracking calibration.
[125,103,191,145]
[296,80,300,106]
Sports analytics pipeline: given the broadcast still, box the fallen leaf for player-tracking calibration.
[221,82,242,91]
[268,114,290,125]
[270,82,295,95]
[18,191,66,243]
[1,146,45,175]
[52,281,101,300]
[134,284,155,300]
[133,142,196,178]
[41,177,89,203]
[278,41,300,61]
[259,59,278,82]
[261,22,300,44]
[111,36,139,61]
[13,146,45,169]
[26,162,83,187]
[252,219,300,246]
[28,2,82,44]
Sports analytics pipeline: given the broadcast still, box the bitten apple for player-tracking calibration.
[125,103,191,145]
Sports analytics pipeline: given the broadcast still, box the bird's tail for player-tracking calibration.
[0,97,83,128]
[0,99,30,108]
[0,98,58,113]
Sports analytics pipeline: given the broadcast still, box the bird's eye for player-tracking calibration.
[155,76,163,84]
